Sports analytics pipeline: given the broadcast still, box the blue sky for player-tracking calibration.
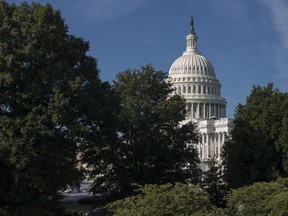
[9,0,288,117]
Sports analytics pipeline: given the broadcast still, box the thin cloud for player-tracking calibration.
[61,0,150,23]
[262,0,288,83]
[10,0,150,23]
[207,0,249,24]
[142,39,163,45]
[128,32,163,46]
[262,0,288,48]
[274,48,288,79]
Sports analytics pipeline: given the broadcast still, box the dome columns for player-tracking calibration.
[173,82,222,98]
[186,102,226,119]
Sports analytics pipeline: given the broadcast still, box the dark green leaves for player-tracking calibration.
[86,64,200,197]
[226,178,288,216]
[222,83,288,189]
[106,183,213,216]
[0,2,110,215]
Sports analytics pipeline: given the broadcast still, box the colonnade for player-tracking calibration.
[198,132,228,160]
[186,102,226,119]
[176,84,221,96]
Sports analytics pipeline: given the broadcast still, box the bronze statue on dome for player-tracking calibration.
[190,16,196,35]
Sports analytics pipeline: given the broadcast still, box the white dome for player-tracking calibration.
[169,53,216,78]
[168,17,227,120]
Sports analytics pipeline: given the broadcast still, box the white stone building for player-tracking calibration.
[168,17,233,168]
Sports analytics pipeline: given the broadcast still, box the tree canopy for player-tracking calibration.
[106,178,288,216]
[82,65,200,197]
[0,2,115,215]
[106,183,225,216]
[222,83,288,189]
[226,178,288,216]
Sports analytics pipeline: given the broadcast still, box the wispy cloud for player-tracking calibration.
[263,0,288,48]
[273,46,288,79]
[207,0,249,24]
[11,0,150,23]
[128,32,163,46]
[61,0,150,23]
[262,0,288,84]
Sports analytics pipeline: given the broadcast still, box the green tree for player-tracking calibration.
[276,101,288,173]
[0,2,114,215]
[222,84,288,189]
[201,158,227,207]
[84,65,200,197]
[226,178,288,216]
[106,183,224,216]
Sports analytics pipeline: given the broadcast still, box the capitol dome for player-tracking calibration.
[169,53,216,78]
[168,17,227,120]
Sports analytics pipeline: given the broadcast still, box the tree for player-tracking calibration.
[201,158,227,207]
[106,183,225,216]
[84,65,200,197]
[276,101,288,173]
[226,178,288,216]
[0,2,114,215]
[222,84,288,189]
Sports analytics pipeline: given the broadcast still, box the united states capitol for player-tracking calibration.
[168,17,233,169]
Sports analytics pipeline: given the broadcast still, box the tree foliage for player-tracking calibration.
[0,2,114,215]
[106,183,224,216]
[226,178,288,216]
[83,65,200,197]
[106,179,288,216]
[222,83,288,189]
[201,158,227,207]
